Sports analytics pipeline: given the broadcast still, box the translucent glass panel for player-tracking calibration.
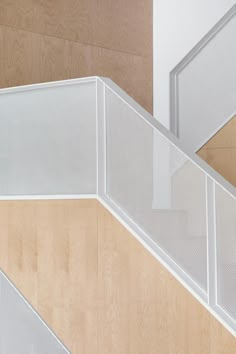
[105,88,207,291]
[0,272,67,353]
[216,185,236,319]
[0,81,96,195]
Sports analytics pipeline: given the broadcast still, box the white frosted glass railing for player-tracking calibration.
[216,185,236,321]
[105,87,207,291]
[0,271,69,353]
[96,78,236,335]
[0,78,97,196]
[0,77,236,337]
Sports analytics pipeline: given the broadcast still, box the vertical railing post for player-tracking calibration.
[96,78,106,198]
[152,132,172,209]
[206,176,217,307]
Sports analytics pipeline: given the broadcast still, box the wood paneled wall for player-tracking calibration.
[0,1,152,112]
[0,199,236,354]
[198,117,236,186]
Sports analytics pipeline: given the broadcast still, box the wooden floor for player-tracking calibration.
[0,199,236,354]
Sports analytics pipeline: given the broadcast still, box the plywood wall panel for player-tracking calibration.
[0,0,153,112]
[198,147,236,187]
[0,26,71,87]
[198,117,236,186]
[97,205,130,354]
[0,0,152,57]
[0,25,152,111]
[0,199,99,354]
[70,43,152,112]
[199,117,236,149]
[0,199,236,353]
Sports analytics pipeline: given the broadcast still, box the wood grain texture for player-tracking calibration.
[0,199,236,354]
[198,147,236,187]
[0,199,98,354]
[200,117,236,149]
[198,117,236,186]
[0,25,152,112]
[0,0,152,56]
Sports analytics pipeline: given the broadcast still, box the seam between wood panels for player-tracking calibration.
[200,146,236,150]
[0,22,145,58]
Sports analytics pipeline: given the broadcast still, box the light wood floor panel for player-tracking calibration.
[1,199,236,353]
[0,25,152,112]
[0,0,152,57]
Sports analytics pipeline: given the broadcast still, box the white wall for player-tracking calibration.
[153,0,235,127]
[175,10,236,151]
[152,0,235,208]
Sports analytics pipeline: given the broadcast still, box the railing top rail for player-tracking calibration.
[170,4,236,77]
[0,76,96,95]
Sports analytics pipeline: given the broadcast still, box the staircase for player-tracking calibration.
[0,76,235,350]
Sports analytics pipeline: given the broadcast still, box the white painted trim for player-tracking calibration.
[206,178,217,307]
[213,305,236,336]
[153,0,171,209]
[0,194,97,201]
[153,0,158,121]
[152,134,171,209]
[0,76,97,95]
[96,79,99,195]
[0,269,71,354]
[103,85,107,194]
[96,79,106,197]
